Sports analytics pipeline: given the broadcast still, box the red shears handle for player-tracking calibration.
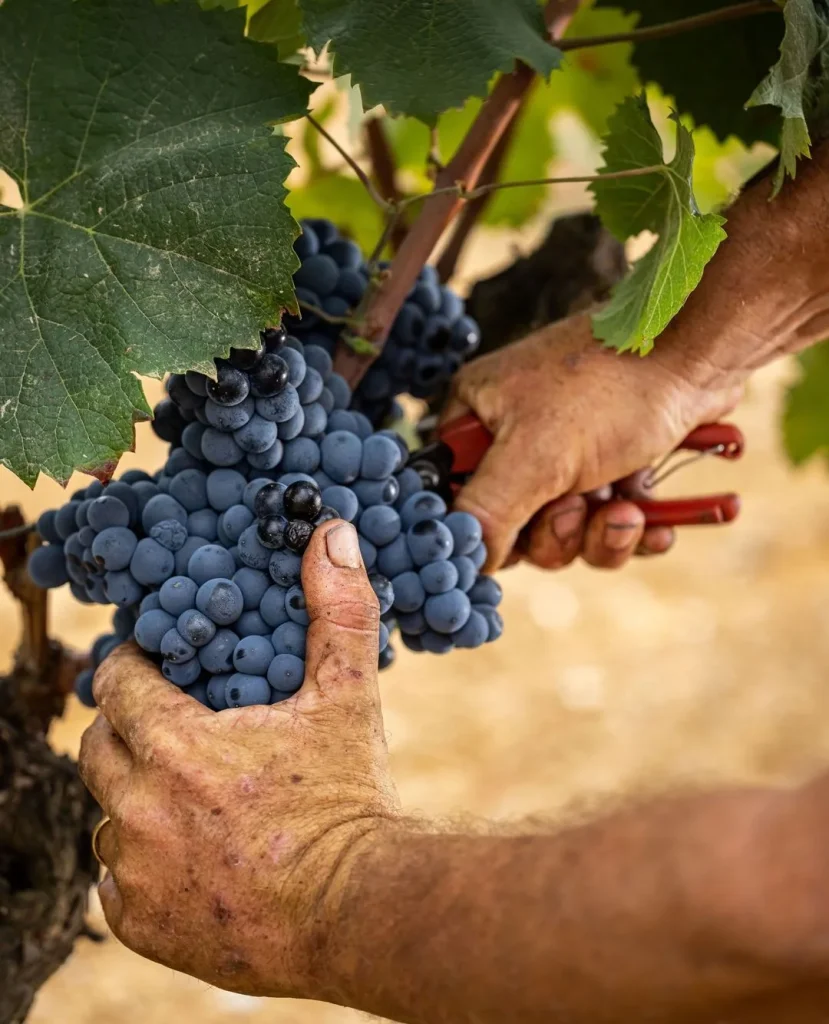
[438,413,745,529]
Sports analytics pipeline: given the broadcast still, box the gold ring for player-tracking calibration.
[91,816,112,867]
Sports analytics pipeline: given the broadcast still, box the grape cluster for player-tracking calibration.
[284,218,482,426]
[29,327,502,711]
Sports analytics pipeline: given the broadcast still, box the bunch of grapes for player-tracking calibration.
[29,328,503,712]
[284,218,482,426]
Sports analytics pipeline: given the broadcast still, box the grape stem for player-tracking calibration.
[332,0,581,387]
[558,0,779,52]
[364,117,408,251]
[305,113,390,211]
[298,298,356,326]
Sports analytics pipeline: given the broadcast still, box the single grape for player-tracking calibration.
[162,656,202,687]
[187,508,218,542]
[475,604,504,642]
[391,571,425,613]
[253,482,286,518]
[358,537,377,570]
[181,422,207,460]
[452,609,489,649]
[278,405,305,441]
[396,608,427,636]
[299,402,327,438]
[160,628,196,664]
[91,527,138,572]
[285,519,313,554]
[196,578,244,626]
[250,353,289,398]
[361,435,401,480]
[230,567,271,612]
[238,524,272,570]
[151,398,187,444]
[271,621,307,658]
[267,653,305,693]
[261,326,287,351]
[103,571,143,607]
[233,634,275,676]
[243,478,274,514]
[352,477,399,507]
[247,440,285,471]
[113,605,138,639]
[185,370,209,396]
[177,608,217,647]
[168,373,204,411]
[206,673,232,710]
[369,573,394,615]
[303,344,333,379]
[234,414,277,454]
[320,430,363,484]
[327,410,358,434]
[219,504,254,544]
[74,668,96,708]
[174,535,211,575]
[150,518,188,551]
[450,556,477,593]
[407,519,454,566]
[204,396,254,432]
[424,589,471,635]
[420,630,454,654]
[159,575,199,617]
[378,621,390,652]
[226,673,271,708]
[282,437,321,475]
[284,584,310,626]
[321,485,359,522]
[284,480,322,522]
[139,592,162,615]
[228,342,265,372]
[399,491,447,530]
[142,494,188,533]
[376,534,414,578]
[206,364,250,407]
[118,469,153,485]
[236,610,271,637]
[419,559,459,595]
[198,629,240,674]
[314,505,339,527]
[87,495,130,532]
[27,545,69,589]
[36,509,62,545]
[326,374,352,411]
[296,366,323,405]
[259,584,289,628]
[468,543,488,571]
[268,548,302,588]
[201,428,244,467]
[255,385,300,423]
[468,576,503,607]
[206,468,247,512]
[185,680,211,707]
[359,505,401,547]
[257,514,288,550]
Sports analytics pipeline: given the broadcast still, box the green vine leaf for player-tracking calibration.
[590,95,726,354]
[0,0,311,486]
[298,0,562,124]
[247,0,307,59]
[783,342,829,466]
[747,0,829,194]
[595,0,783,146]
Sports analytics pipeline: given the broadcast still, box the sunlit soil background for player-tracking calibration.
[3,86,827,1024]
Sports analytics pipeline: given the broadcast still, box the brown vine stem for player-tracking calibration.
[364,117,408,252]
[558,0,778,51]
[333,0,581,386]
[436,111,519,283]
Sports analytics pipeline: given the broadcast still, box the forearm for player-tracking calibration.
[311,787,810,1024]
[657,139,829,390]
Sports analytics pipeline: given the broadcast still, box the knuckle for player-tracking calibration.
[322,596,380,633]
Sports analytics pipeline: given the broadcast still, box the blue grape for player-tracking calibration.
[469,543,487,571]
[177,608,217,647]
[359,505,401,547]
[238,524,272,570]
[113,605,137,639]
[103,571,143,607]
[28,545,69,589]
[397,608,427,635]
[443,511,483,557]
[55,503,81,541]
[369,573,393,615]
[256,385,300,423]
[201,428,243,466]
[103,481,140,523]
[74,668,96,708]
[185,680,211,706]
[174,535,211,575]
[162,656,202,687]
[236,610,271,636]
[204,395,254,432]
[299,402,327,438]
[36,509,62,545]
[78,525,96,549]
[294,223,319,259]
[219,505,254,544]
[206,468,247,512]
[278,406,305,440]
[168,469,208,512]
[184,370,208,396]
[407,520,454,566]
[142,494,188,533]
[233,634,274,675]
[452,609,489,649]
[468,576,502,607]
[91,527,138,571]
[74,500,92,529]
[119,469,152,485]
[377,430,409,465]
[160,628,196,663]
[159,575,198,616]
[361,435,401,479]
[304,345,333,379]
[232,567,271,610]
[187,508,218,542]
[234,414,277,454]
[314,469,335,491]
[87,496,130,532]
[271,621,307,658]
[320,431,362,484]
[351,413,374,439]
[150,519,188,551]
[358,537,377,570]
[206,673,231,710]
[419,559,458,595]
[267,653,305,693]
[376,535,414,578]
[226,673,272,708]
[268,548,302,588]
[326,237,362,268]
[391,571,425,613]
[321,485,359,522]
[352,478,399,507]
[294,253,339,297]
[132,480,161,514]
[196,579,244,626]
[378,621,390,652]
[243,478,273,513]
[450,556,477,593]
[181,422,207,460]
[198,629,239,673]
[326,373,351,410]
[399,491,447,529]
[282,437,321,474]
[421,630,454,654]
[284,584,310,626]
[400,632,423,653]
[259,585,289,628]
[130,538,176,586]
[139,592,162,615]
[327,410,358,434]
[424,590,471,634]
[247,439,284,471]
[475,604,504,642]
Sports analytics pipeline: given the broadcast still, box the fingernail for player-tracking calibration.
[551,506,583,543]
[326,523,362,568]
[603,521,639,550]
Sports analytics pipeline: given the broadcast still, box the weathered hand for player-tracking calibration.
[444,313,743,571]
[78,520,398,998]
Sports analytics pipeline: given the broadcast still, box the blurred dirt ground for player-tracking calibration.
[6,357,829,1023]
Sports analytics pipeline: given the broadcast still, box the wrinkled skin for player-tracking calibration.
[79,521,398,998]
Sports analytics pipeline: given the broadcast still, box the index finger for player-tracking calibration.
[93,641,210,758]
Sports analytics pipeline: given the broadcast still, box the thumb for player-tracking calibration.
[453,421,572,571]
[301,520,380,700]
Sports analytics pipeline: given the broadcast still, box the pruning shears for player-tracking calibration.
[408,413,745,529]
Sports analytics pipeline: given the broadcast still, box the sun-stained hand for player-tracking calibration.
[78,520,399,997]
